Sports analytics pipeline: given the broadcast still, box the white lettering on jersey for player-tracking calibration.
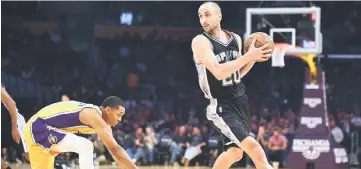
[214,50,241,86]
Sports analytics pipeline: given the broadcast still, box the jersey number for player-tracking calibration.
[222,71,241,86]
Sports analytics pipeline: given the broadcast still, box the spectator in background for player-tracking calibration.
[61,94,70,101]
[169,125,188,166]
[206,133,222,167]
[268,127,288,169]
[201,125,209,140]
[253,125,272,168]
[250,123,259,136]
[284,119,295,135]
[144,126,158,165]
[200,125,211,165]
[130,127,146,164]
[257,126,272,148]
[339,113,351,135]
[330,119,344,144]
[182,126,206,167]
[124,132,136,162]
[114,128,126,146]
[283,118,295,153]
[338,113,352,152]
[351,112,361,127]
[185,124,194,137]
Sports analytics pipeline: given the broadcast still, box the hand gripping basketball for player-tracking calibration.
[247,39,273,62]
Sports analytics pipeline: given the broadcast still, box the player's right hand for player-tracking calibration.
[12,127,21,144]
[247,39,273,62]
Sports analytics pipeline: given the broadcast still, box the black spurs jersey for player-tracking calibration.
[195,31,245,100]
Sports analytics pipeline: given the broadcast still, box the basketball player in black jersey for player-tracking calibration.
[1,84,29,169]
[192,2,273,169]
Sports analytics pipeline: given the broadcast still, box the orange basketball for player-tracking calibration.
[244,32,275,54]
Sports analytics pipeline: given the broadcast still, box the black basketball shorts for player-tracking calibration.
[207,95,251,151]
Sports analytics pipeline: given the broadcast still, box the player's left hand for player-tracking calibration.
[12,127,21,144]
[256,58,269,62]
[256,49,272,62]
[256,54,271,62]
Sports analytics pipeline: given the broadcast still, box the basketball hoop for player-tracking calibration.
[272,43,318,83]
[272,43,293,68]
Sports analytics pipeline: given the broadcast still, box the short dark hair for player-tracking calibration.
[102,96,125,109]
[200,1,222,14]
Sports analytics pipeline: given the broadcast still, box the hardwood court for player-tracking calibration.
[10,163,358,169]
[9,163,252,169]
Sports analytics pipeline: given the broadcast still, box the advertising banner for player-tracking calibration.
[287,69,348,169]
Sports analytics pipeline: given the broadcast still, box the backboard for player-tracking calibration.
[244,7,323,55]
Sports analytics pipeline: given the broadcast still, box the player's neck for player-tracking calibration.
[101,110,108,121]
[209,26,222,39]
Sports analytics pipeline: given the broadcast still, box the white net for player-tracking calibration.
[272,43,292,67]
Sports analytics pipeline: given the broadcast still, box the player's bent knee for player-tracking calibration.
[248,142,263,155]
[55,134,94,154]
[240,137,261,152]
[78,137,93,153]
[227,147,243,162]
[249,144,268,163]
[239,137,267,162]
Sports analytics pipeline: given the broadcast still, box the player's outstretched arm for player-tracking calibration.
[192,35,252,80]
[1,86,18,127]
[1,86,21,143]
[81,109,138,169]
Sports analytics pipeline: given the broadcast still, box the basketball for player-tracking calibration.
[244,32,275,56]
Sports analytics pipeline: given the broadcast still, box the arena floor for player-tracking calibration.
[10,163,360,169]
[9,163,255,169]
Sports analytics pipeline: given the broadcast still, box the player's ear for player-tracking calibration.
[218,13,222,21]
[104,106,111,113]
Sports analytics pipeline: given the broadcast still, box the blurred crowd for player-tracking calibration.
[1,1,361,168]
[2,1,361,53]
